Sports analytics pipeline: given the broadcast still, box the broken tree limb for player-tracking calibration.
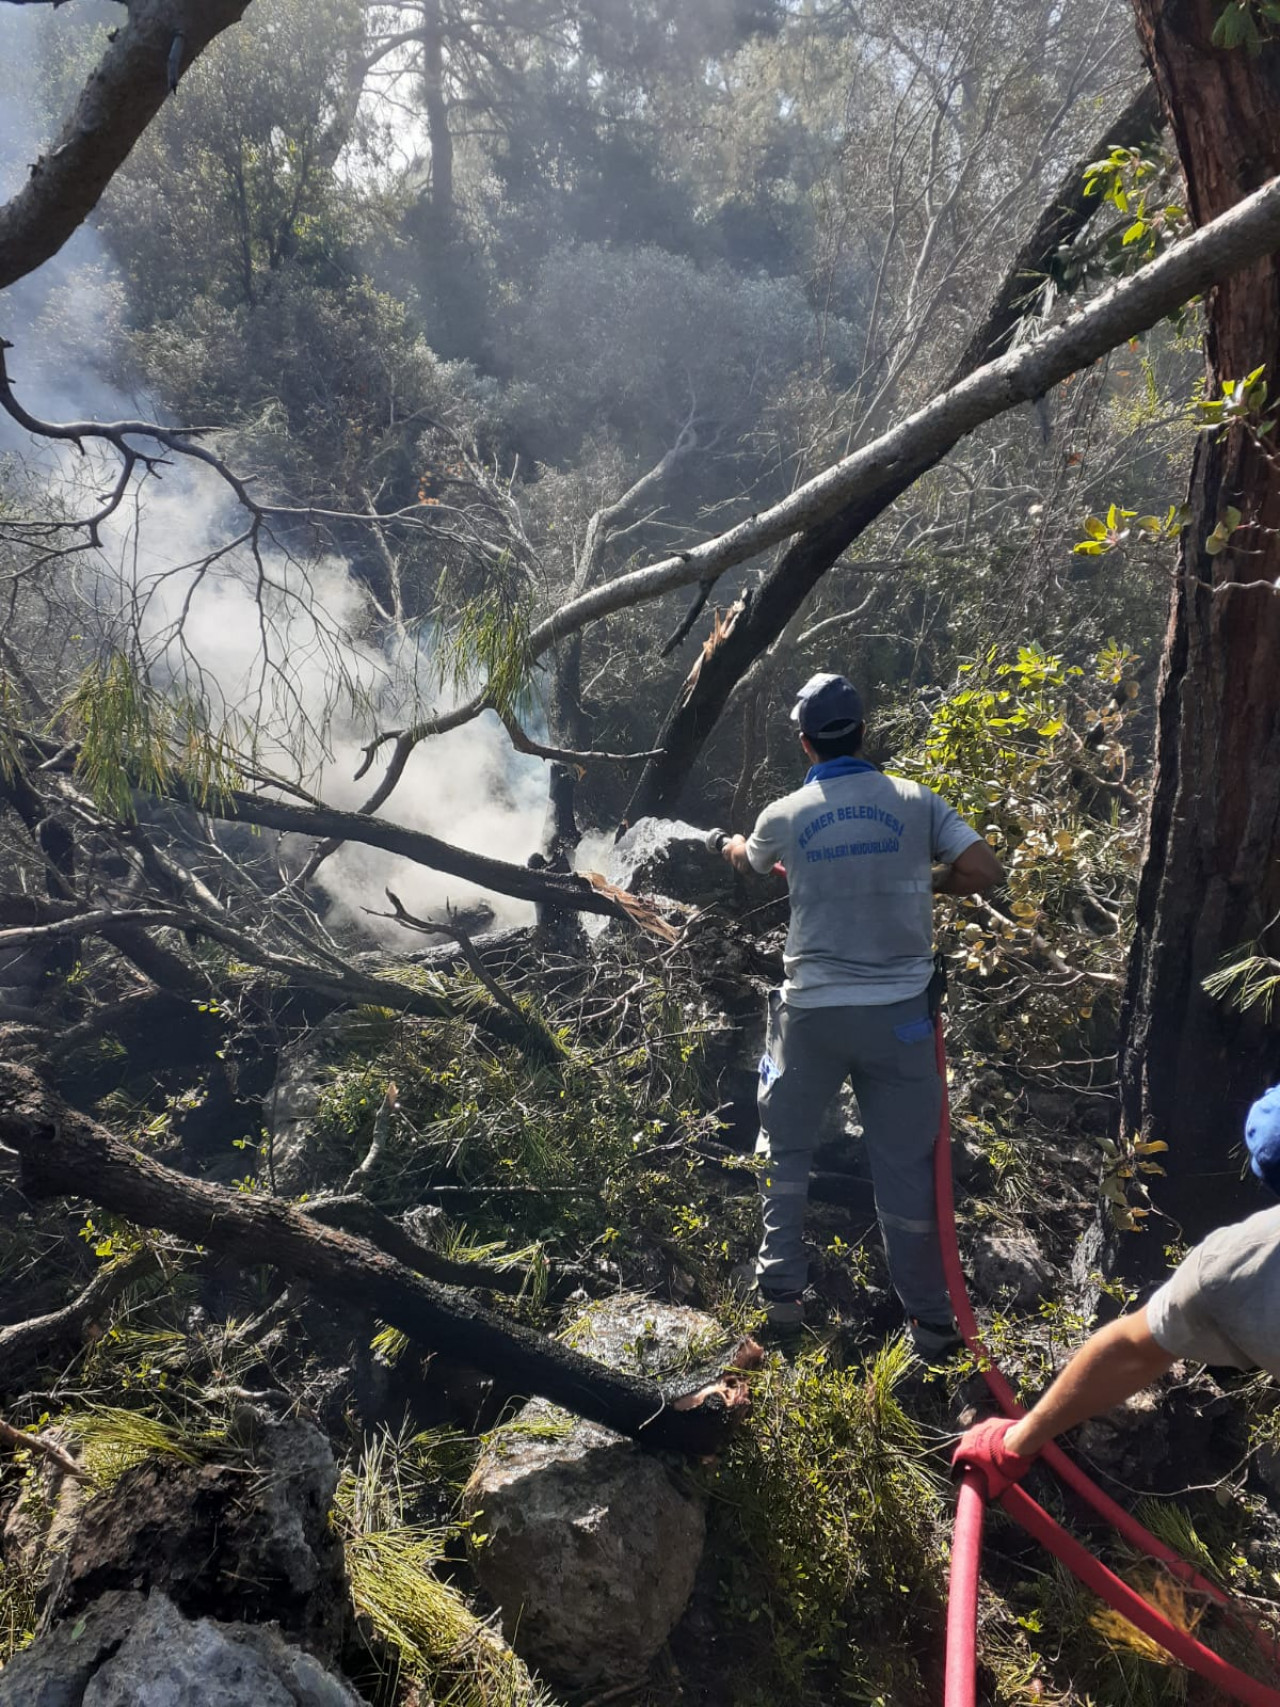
[0,1065,744,1454]
[376,891,563,1062]
[0,0,254,292]
[616,89,1175,822]
[342,1083,401,1192]
[950,81,1165,379]
[306,134,1253,845]
[0,1246,158,1387]
[539,167,1280,674]
[300,1194,531,1296]
[17,737,642,930]
[0,1415,89,1482]
[167,782,636,925]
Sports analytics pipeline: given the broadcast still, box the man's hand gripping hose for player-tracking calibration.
[935,1006,1280,1706]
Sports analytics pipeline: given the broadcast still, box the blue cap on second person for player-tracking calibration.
[790,672,865,738]
[1244,1084,1280,1193]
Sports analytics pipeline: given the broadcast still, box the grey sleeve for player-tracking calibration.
[745,804,785,874]
[930,791,983,864]
[1145,1251,1249,1368]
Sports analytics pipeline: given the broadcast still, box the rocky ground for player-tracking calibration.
[1,821,1278,1707]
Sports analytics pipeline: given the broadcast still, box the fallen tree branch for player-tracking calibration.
[0,1246,158,1385]
[163,779,635,924]
[342,1082,400,1192]
[617,84,1176,819]
[375,891,563,1061]
[0,0,254,292]
[0,1066,747,1454]
[500,716,662,766]
[339,148,1280,835]
[537,168,1280,662]
[300,1194,530,1296]
[0,1415,89,1482]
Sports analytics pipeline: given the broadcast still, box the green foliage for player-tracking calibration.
[336,1429,553,1707]
[64,653,242,819]
[1074,503,1183,558]
[0,669,23,781]
[897,642,1142,1069]
[0,1556,37,1669]
[1212,0,1280,52]
[1203,950,1280,1020]
[710,1340,945,1705]
[438,585,535,723]
[1082,145,1188,266]
[308,953,720,1263]
[102,0,368,319]
[1197,365,1276,437]
[906,642,1075,819]
[1072,368,1274,560]
[58,1405,207,1489]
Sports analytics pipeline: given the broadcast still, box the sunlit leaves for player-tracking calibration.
[1197,365,1274,434]
[1073,503,1182,556]
[1082,144,1189,268]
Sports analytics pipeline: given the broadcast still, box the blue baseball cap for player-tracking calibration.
[1244,1085,1280,1193]
[790,672,865,739]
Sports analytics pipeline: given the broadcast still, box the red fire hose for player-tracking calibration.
[933,1017,1280,1706]
[755,852,1276,1696]
[945,1470,986,1707]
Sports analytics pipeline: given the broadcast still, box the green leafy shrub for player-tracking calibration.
[709,1339,946,1706]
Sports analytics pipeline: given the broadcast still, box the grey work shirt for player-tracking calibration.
[744,763,981,1006]
[1146,1205,1280,1379]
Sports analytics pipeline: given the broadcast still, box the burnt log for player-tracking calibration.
[0,1064,744,1455]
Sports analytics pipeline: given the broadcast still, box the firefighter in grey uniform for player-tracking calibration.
[720,672,1004,1356]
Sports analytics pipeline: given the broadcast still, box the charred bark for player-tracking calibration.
[1118,0,1280,1246]
[0,1065,743,1454]
[300,1195,530,1295]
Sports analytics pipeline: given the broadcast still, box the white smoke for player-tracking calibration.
[0,6,548,943]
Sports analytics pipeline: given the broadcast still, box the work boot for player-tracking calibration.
[909,1315,964,1366]
[758,1285,805,1328]
[729,1262,806,1329]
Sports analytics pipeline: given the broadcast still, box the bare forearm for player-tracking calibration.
[722,833,754,875]
[936,868,998,896]
[936,841,1004,895]
[1005,1310,1175,1457]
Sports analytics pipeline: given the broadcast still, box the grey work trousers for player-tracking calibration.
[755,989,950,1320]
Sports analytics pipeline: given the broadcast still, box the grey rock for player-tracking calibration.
[0,1591,367,1707]
[971,1234,1056,1309]
[464,1294,714,1687]
[606,817,745,912]
[41,1417,347,1658]
[565,1294,730,1377]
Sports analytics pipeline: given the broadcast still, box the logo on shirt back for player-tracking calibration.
[797,801,906,863]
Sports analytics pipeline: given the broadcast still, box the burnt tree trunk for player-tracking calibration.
[1118,0,1280,1244]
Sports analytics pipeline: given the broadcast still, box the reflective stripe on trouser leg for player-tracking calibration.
[755,994,849,1296]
